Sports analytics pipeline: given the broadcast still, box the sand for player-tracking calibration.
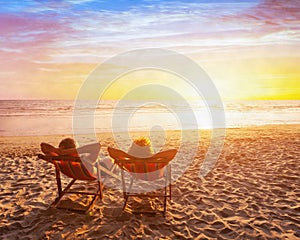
[0,125,299,239]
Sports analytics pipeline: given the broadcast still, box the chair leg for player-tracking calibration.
[55,167,62,197]
[162,165,171,216]
[128,177,134,192]
[123,195,129,211]
[53,167,64,206]
[53,179,76,206]
[50,164,103,213]
[163,196,167,216]
[121,171,134,212]
[86,182,102,213]
[96,180,103,199]
[163,175,168,216]
[120,168,126,194]
[169,165,172,200]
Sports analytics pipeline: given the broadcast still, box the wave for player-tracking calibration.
[0,99,299,136]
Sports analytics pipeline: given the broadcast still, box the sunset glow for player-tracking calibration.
[0,0,299,100]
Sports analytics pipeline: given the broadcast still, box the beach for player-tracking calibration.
[0,125,299,239]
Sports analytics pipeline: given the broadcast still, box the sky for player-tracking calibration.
[0,0,299,100]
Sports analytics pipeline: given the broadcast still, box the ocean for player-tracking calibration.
[0,99,299,136]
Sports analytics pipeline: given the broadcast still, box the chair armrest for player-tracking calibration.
[37,154,81,162]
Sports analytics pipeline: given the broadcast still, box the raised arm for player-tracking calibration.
[76,142,101,155]
[41,142,101,157]
[40,142,77,156]
[41,142,58,155]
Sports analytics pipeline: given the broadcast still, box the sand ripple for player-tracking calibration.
[0,126,300,239]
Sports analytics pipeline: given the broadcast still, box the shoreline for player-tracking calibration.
[0,123,299,138]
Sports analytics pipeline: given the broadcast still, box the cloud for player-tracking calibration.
[47,1,259,54]
[223,0,300,40]
[0,71,16,77]
[38,67,61,72]
[0,0,266,64]
[0,47,23,53]
[1,0,299,100]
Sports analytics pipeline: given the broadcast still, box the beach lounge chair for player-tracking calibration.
[107,147,177,216]
[37,151,115,213]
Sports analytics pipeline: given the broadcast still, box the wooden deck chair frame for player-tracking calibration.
[108,147,177,216]
[37,154,104,213]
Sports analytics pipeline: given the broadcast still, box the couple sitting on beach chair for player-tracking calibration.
[38,137,177,215]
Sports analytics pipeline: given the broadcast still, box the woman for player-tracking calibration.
[127,136,154,158]
[41,138,113,178]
